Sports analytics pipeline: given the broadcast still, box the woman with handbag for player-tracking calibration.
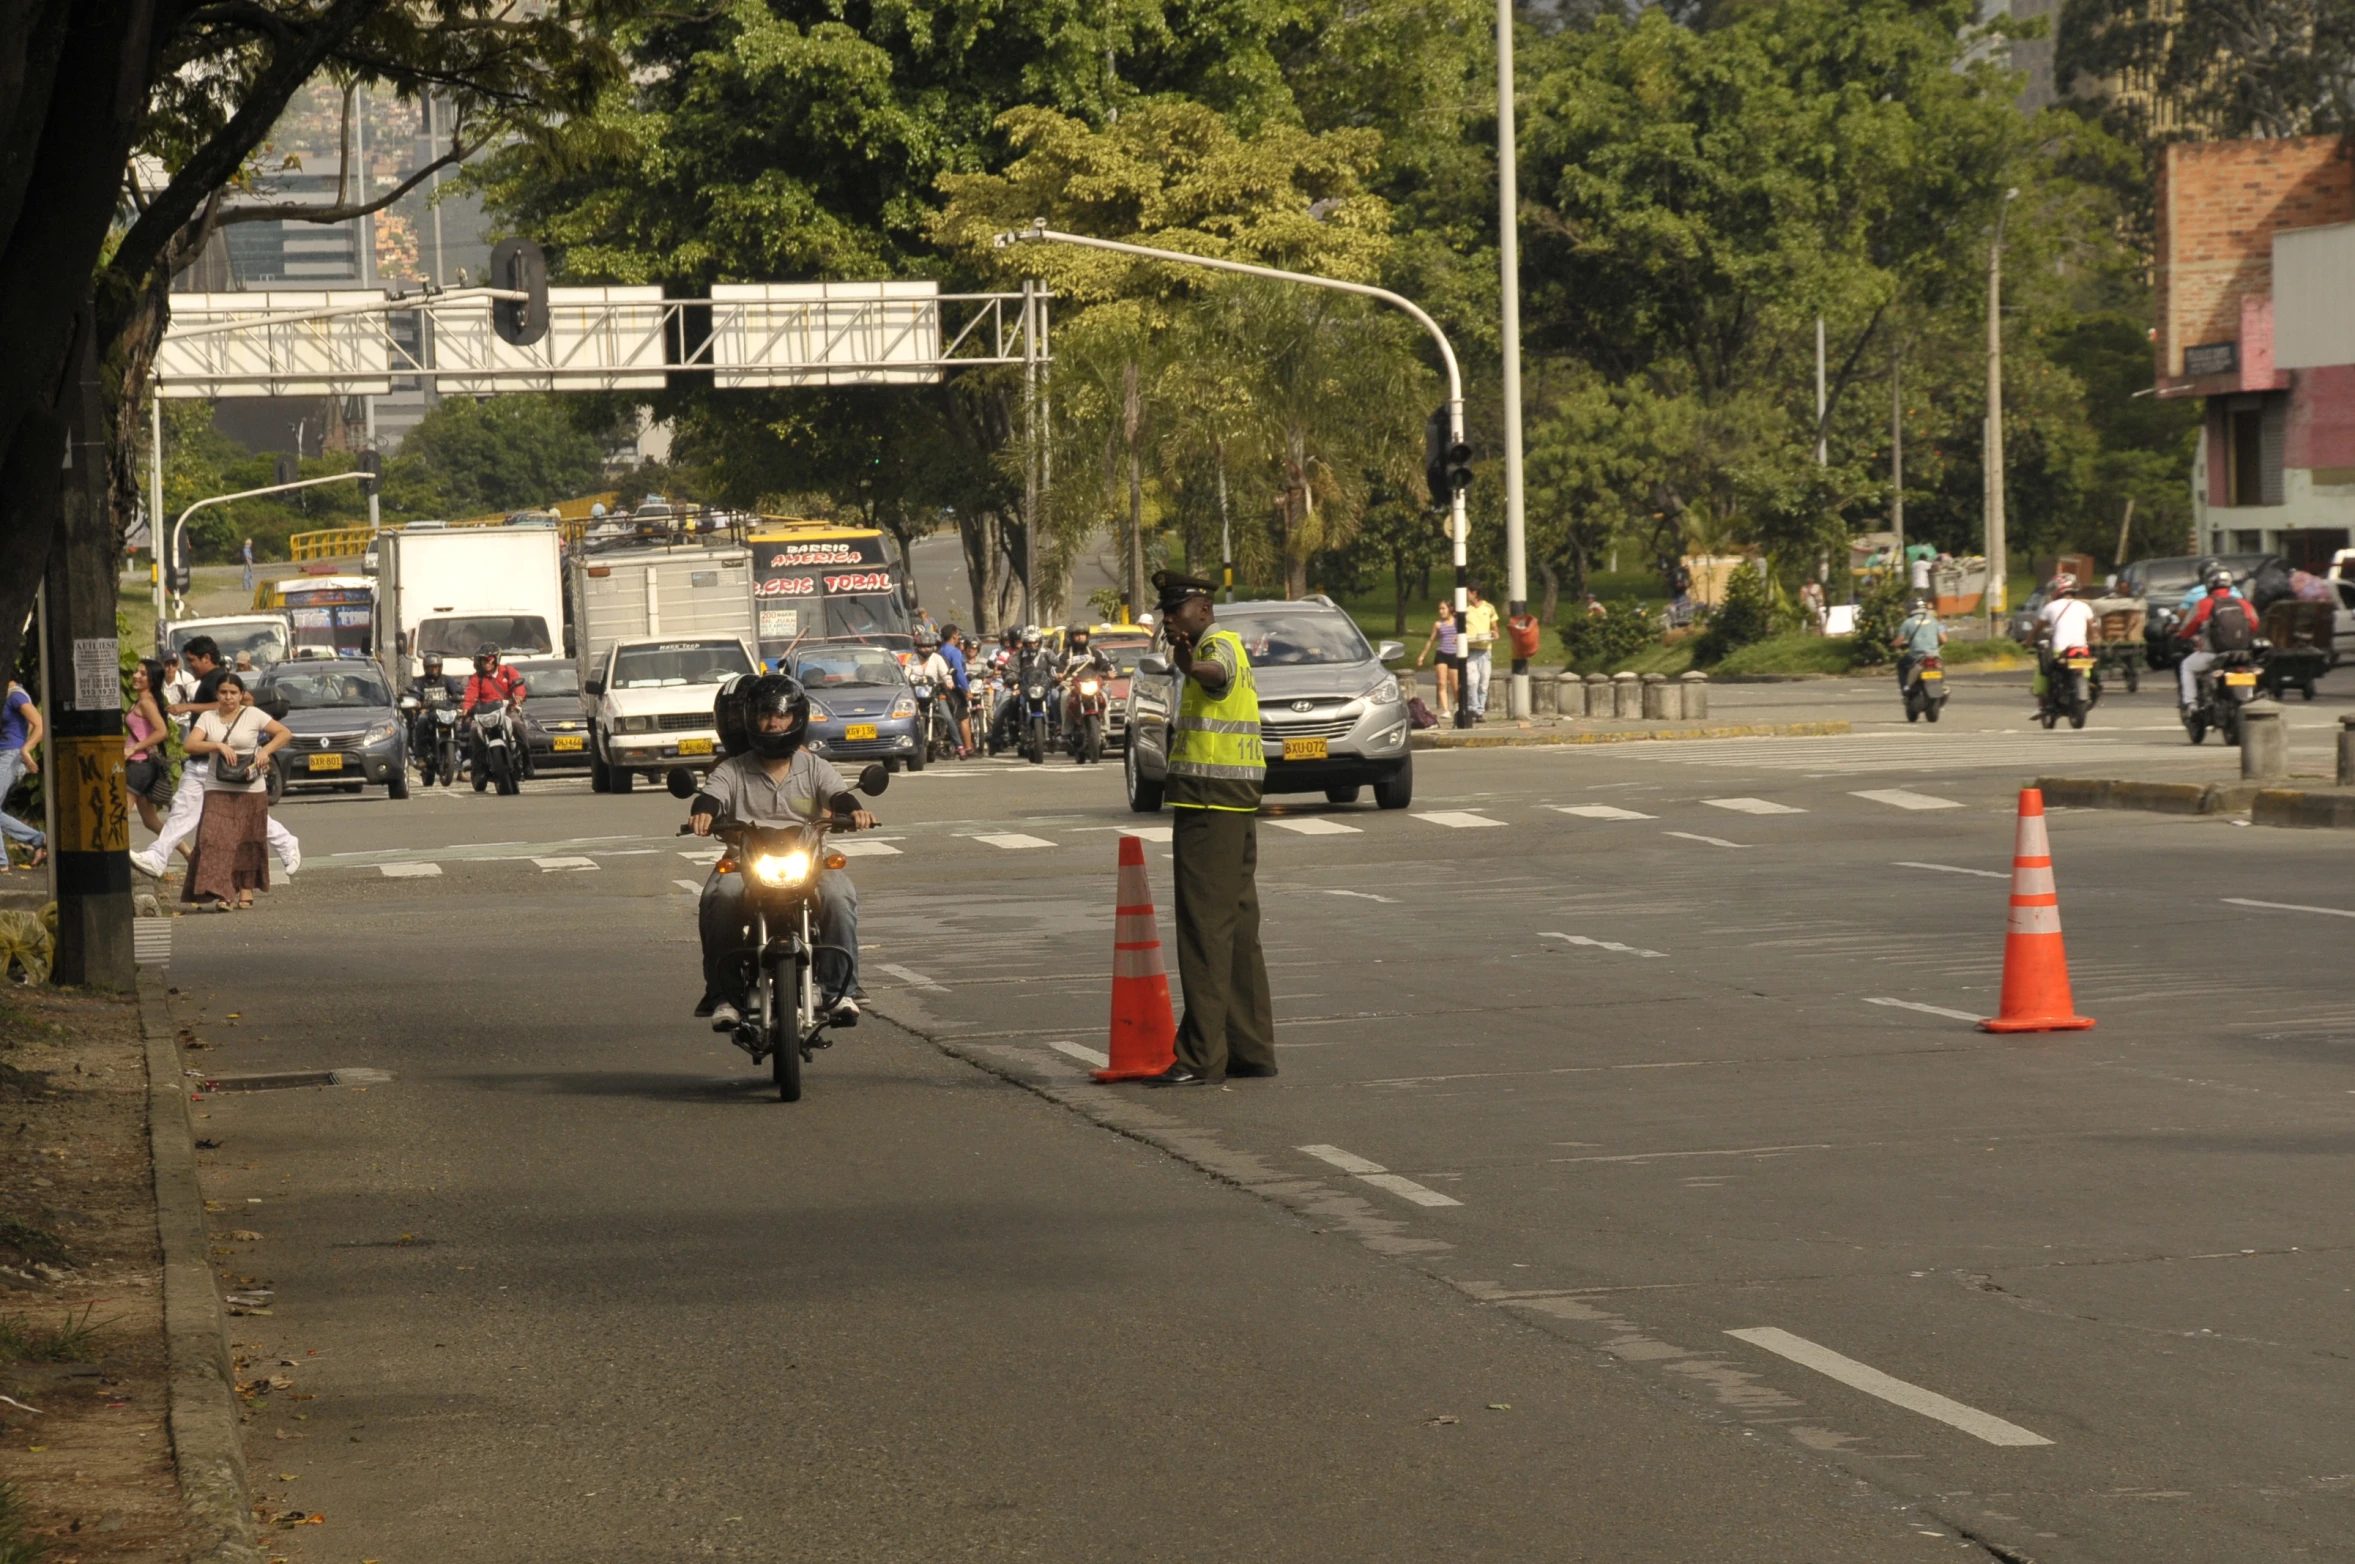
[124,660,176,836]
[181,673,289,909]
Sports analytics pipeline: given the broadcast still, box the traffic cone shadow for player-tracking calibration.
[1095,834,1179,1081]
[1980,788,2095,1034]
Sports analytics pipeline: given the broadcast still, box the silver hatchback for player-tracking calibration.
[1121,597,1413,813]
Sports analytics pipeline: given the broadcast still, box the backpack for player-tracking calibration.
[1407,696,1439,730]
[2205,597,2254,652]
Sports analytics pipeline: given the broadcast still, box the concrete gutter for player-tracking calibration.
[1413,720,1850,751]
[2037,774,2355,828]
[138,969,261,1564]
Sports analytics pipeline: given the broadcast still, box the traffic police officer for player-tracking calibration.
[1148,570,1278,1086]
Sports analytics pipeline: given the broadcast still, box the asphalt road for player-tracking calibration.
[158,671,2355,1562]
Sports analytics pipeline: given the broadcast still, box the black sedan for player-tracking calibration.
[510,658,592,772]
[255,658,409,801]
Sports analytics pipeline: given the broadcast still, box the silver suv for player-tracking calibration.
[1122,597,1413,812]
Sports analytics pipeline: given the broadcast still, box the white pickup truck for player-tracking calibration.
[583,635,760,792]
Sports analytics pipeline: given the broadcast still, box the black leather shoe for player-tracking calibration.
[1143,1063,1218,1087]
[693,993,718,1019]
[1225,1062,1280,1079]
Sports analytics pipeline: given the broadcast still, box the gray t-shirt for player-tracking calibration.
[698,748,849,827]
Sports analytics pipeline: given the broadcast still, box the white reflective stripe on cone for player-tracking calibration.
[2009,864,2056,897]
[2007,902,2064,936]
[1114,913,1159,943]
[1113,947,1170,979]
[2013,813,2051,858]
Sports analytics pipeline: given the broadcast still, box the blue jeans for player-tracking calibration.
[0,748,44,851]
[698,868,859,1010]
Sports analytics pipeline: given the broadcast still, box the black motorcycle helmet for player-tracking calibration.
[1067,624,1091,650]
[421,653,444,678]
[473,642,500,673]
[738,672,811,761]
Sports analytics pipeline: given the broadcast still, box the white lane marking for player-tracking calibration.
[1297,1143,1464,1207]
[1048,1040,1111,1068]
[1664,831,1748,849]
[1553,1143,1832,1164]
[673,879,703,893]
[833,838,903,857]
[533,856,598,871]
[598,849,660,856]
[1896,860,2006,879]
[1704,797,1806,815]
[679,850,719,862]
[379,862,442,879]
[1122,826,1174,843]
[1724,1327,2053,1447]
[1266,817,1362,835]
[1540,932,1668,959]
[1321,889,1397,904]
[1864,996,1983,1022]
[880,963,946,992]
[1415,811,1506,829]
[973,833,1056,850]
[1551,804,1657,820]
[1852,789,1964,811]
[2223,897,2355,920]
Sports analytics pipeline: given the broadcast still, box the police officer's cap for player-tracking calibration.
[1153,570,1217,611]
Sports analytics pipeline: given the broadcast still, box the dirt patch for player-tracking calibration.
[0,983,189,1562]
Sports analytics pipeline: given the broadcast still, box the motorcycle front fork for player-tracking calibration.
[749,906,817,1059]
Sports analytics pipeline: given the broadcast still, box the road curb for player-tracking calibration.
[1413,720,1850,750]
[2035,774,2355,825]
[2253,786,2355,829]
[137,970,261,1564]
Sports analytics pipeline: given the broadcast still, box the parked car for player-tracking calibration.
[788,643,924,771]
[2116,553,2285,669]
[510,657,591,772]
[253,659,408,802]
[1121,596,1412,811]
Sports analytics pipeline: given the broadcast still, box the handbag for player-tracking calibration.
[208,710,265,784]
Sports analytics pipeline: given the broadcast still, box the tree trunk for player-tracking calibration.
[959,508,994,636]
[1122,360,1144,620]
[1393,551,1408,633]
[1540,560,1561,625]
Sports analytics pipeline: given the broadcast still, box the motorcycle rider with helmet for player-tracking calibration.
[2175,565,2259,710]
[405,653,461,772]
[992,625,1055,750]
[2034,573,2096,707]
[461,643,532,778]
[1892,596,1946,694]
[689,673,876,1031]
[1059,624,1114,731]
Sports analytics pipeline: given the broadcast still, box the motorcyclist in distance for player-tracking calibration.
[409,653,460,703]
[689,674,877,1031]
[1059,623,1114,731]
[2174,565,2258,711]
[461,643,531,778]
[2033,573,2096,710]
[1892,596,1946,694]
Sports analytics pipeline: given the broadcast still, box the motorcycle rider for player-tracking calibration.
[2175,565,2258,710]
[689,673,876,1030]
[1892,596,1946,695]
[460,643,531,778]
[1059,624,1114,731]
[406,652,461,769]
[993,625,1055,750]
[2034,573,2096,711]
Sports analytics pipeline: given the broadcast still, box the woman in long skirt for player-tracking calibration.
[182,674,289,910]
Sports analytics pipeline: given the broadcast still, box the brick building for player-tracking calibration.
[2155,136,2355,569]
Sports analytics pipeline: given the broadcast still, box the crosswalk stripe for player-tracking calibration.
[1664,831,1748,849]
[833,838,902,857]
[1415,811,1505,829]
[1628,734,2127,773]
[1266,817,1362,835]
[1551,804,1656,820]
[379,862,441,878]
[973,833,1056,850]
[533,856,598,871]
[1853,789,1964,811]
[674,878,703,892]
[1704,797,1806,815]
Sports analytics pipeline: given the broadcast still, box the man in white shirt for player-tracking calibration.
[2033,574,2097,715]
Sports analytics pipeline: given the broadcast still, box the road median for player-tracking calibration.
[2037,774,2355,828]
[1413,719,1849,751]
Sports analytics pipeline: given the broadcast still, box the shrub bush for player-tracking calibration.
[1693,563,1770,663]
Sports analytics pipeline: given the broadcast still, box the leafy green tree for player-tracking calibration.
[384,397,611,519]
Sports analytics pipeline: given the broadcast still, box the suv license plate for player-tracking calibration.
[2224,671,2257,687]
[552,735,584,752]
[1282,737,1328,761]
[846,724,878,741]
[677,737,715,756]
[305,753,343,772]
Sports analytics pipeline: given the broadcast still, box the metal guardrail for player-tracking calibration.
[290,526,374,561]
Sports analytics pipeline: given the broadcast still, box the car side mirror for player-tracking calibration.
[1137,655,1171,676]
[1376,640,1404,663]
[856,762,889,797]
[665,767,699,799]
[584,678,605,697]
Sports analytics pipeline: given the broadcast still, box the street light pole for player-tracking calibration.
[993,222,1475,686]
[1495,0,1530,720]
[1984,187,2018,636]
[154,471,376,631]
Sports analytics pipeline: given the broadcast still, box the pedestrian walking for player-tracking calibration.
[1415,601,1462,717]
[0,679,46,873]
[241,537,255,593]
[1462,586,1499,722]
[124,660,176,835]
[132,636,302,881]
[937,623,972,757]
[1798,579,1826,635]
[1146,570,1276,1087]
[180,673,288,910]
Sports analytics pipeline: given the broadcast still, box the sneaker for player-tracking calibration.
[709,1001,742,1032]
[279,843,301,878]
[830,996,860,1027]
[129,850,165,879]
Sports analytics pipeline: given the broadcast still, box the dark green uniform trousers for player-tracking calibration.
[1169,805,1276,1078]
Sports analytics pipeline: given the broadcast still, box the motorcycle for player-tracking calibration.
[1900,654,1947,724]
[1063,668,1107,762]
[467,703,525,795]
[2184,647,2263,745]
[2036,644,2101,731]
[910,673,955,764]
[673,764,888,1102]
[403,689,463,788]
[1017,662,1057,765]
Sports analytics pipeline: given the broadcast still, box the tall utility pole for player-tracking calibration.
[1495,0,1531,719]
[1889,346,1904,551]
[1022,277,1040,630]
[44,307,134,989]
[1215,439,1233,603]
[1984,187,2018,634]
[1814,317,1828,466]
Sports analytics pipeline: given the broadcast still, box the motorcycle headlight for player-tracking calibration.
[890,696,917,719]
[1078,679,1101,697]
[751,849,812,887]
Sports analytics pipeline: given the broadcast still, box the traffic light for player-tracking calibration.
[274,452,298,487]
[165,519,191,595]
[1424,405,1473,508]
[489,237,550,347]
[357,449,381,498]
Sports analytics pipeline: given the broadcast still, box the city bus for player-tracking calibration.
[746,519,914,667]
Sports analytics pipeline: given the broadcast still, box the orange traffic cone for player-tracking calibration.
[1095,834,1179,1081]
[1980,788,2095,1034]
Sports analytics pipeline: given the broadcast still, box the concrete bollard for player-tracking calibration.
[2240,698,2287,781]
[1489,675,1509,717]
[1640,673,1670,720]
[2341,713,2355,787]
[1585,673,1611,717]
[1612,671,1641,719]
[1680,671,1709,721]
[1532,673,1556,716]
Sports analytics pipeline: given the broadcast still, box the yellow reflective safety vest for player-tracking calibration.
[1166,627,1263,811]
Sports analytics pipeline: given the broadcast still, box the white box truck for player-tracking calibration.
[569,534,760,792]
[377,521,565,687]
